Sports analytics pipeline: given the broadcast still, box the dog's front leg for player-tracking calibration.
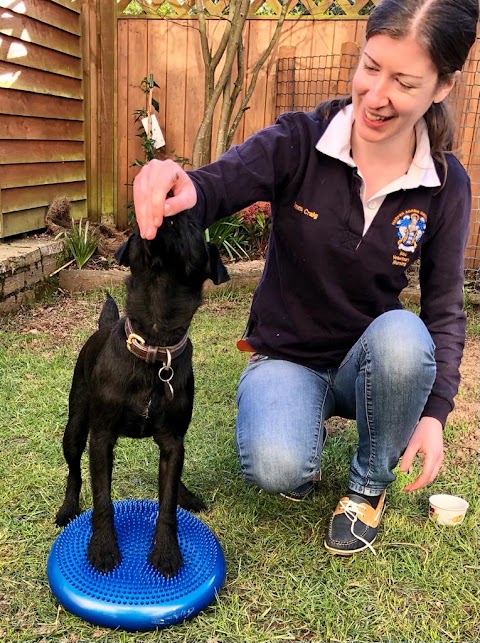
[87,431,120,573]
[150,434,184,577]
[56,375,90,526]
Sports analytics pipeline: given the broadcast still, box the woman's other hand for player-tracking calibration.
[400,416,444,491]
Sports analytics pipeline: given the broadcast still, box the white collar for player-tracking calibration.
[316,103,441,192]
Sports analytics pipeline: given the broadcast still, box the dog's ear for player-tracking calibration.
[114,235,134,267]
[205,242,230,285]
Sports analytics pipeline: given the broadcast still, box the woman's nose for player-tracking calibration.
[366,77,390,108]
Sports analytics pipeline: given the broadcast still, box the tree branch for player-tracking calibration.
[227,0,291,147]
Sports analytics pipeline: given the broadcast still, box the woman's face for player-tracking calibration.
[352,34,455,147]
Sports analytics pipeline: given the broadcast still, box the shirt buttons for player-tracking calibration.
[367,201,378,209]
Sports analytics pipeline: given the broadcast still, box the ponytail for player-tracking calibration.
[423,100,456,185]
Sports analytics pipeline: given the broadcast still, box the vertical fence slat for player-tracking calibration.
[164,22,188,161]
[116,18,130,228]
[125,20,148,226]
[184,22,204,166]
[243,20,275,141]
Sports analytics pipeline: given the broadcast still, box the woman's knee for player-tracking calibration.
[237,434,307,493]
[235,356,327,493]
[363,310,436,377]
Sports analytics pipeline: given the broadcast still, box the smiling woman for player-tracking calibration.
[131,0,480,558]
[362,0,478,169]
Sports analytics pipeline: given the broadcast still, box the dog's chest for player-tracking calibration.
[119,377,180,439]
[121,397,156,437]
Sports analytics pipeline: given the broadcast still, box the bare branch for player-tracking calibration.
[192,0,250,166]
[215,40,245,158]
[227,0,291,147]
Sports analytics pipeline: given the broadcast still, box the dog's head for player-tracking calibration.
[115,211,230,287]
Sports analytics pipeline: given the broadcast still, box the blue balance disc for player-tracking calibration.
[47,499,226,631]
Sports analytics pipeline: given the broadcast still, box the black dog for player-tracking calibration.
[55,212,229,576]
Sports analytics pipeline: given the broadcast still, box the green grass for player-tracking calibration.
[0,287,478,642]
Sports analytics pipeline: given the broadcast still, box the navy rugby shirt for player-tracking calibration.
[188,104,471,427]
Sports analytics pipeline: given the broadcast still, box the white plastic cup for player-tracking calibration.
[428,494,469,526]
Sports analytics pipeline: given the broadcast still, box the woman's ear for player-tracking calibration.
[433,70,461,104]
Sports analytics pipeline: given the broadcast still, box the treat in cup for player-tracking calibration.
[428,494,469,526]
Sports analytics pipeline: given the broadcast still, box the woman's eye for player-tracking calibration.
[363,62,378,72]
[397,78,414,90]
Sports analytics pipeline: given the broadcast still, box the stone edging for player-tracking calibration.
[0,239,64,313]
[56,259,431,305]
[57,260,267,294]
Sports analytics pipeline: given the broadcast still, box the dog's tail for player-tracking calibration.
[98,292,120,329]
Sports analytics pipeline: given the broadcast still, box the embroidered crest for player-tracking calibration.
[392,209,427,253]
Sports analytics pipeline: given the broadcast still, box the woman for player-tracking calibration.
[133,0,479,555]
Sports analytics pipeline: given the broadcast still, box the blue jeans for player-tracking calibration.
[235,310,436,496]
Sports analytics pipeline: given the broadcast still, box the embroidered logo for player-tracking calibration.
[293,202,319,220]
[391,209,427,267]
[393,209,427,252]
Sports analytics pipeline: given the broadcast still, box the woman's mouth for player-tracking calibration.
[364,110,394,123]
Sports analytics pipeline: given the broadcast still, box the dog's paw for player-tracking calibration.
[88,536,120,573]
[149,542,183,578]
[182,494,207,513]
[178,484,207,513]
[55,504,80,527]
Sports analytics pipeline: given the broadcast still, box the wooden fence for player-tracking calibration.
[115,13,479,268]
[116,17,369,228]
[0,0,86,239]
[0,0,479,269]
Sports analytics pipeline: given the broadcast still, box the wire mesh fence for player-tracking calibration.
[275,45,480,285]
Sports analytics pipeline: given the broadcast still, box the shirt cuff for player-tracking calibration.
[421,396,453,428]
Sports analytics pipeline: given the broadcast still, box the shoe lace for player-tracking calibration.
[339,498,377,555]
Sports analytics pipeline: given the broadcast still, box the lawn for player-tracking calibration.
[0,285,478,643]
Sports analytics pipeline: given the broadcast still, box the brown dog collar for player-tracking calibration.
[125,318,189,364]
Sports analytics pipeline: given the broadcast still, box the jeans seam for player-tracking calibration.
[310,375,329,478]
[361,336,375,487]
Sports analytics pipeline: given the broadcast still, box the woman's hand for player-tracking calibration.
[133,159,197,239]
[399,416,444,491]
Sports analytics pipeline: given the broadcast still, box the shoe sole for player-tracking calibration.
[323,534,378,556]
[280,491,312,502]
[280,484,315,502]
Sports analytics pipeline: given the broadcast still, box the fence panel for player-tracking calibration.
[0,0,86,238]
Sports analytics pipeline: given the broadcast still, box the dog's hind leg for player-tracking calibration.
[87,427,120,572]
[55,386,89,527]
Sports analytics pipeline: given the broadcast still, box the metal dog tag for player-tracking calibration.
[158,364,174,401]
[164,380,174,401]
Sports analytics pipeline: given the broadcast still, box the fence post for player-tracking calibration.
[82,0,116,226]
[338,41,359,95]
